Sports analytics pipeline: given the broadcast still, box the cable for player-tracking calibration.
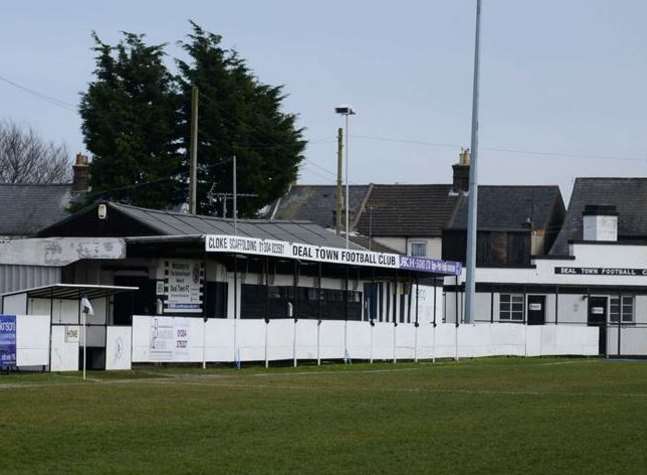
[301,160,336,177]
[0,74,78,113]
[352,134,646,163]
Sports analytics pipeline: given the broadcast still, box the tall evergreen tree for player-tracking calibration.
[80,33,182,208]
[177,22,306,216]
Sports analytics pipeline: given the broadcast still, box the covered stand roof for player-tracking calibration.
[39,202,366,250]
[37,202,462,277]
[1,284,138,300]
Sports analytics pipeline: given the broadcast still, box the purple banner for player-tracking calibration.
[399,256,462,276]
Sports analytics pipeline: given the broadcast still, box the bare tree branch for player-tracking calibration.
[0,120,71,184]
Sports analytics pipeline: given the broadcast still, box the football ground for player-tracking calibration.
[2,357,646,474]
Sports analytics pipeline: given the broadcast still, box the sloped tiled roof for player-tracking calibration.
[355,184,458,237]
[550,178,647,255]
[267,185,370,229]
[0,184,72,236]
[447,185,564,232]
[40,201,367,250]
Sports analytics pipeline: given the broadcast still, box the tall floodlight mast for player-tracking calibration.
[464,0,483,324]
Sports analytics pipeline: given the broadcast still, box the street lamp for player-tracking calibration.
[335,105,356,249]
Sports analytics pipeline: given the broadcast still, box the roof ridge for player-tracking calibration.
[109,201,317,225]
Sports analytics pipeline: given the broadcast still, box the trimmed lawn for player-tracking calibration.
[1,357,647,474]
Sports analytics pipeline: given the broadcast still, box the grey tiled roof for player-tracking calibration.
[41,201,367,250]
[356,184,458,237]
[550,178,647,255]
[0,184,72,236]
[447,185,564,231]
[267,185,370,229]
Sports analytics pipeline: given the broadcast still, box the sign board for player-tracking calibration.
[591,307,604,315]
[529,303,542,311]
[555,267,647,276]
[163,260,204,314]
[204,234,462,275]
[0,315,16,369]
[64,326,79,343]
[149,316,191,362]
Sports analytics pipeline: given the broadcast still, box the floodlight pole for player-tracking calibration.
[344,114,350,249]
[464,0,482,324]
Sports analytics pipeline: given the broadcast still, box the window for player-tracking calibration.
[610,296,634,323]
[499,294,524,321]
[410,241,427,257]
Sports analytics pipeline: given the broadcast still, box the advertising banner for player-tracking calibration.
[149,316,192,362]
[0,315,17,369]
[205,234,400,269]
[399,256,462,276]
[205,234,462,275]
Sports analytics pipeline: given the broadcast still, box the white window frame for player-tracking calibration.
[609,296,634,323]
[410,241,427,257]
[499,293,524,321]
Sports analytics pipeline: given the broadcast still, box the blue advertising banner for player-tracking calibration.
[399,256,462,276]
[0,315,17,369]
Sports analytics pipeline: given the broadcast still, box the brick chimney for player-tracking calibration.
[452,148,470,193]
[72,153,90,193]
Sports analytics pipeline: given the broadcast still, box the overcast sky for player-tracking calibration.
[1,0,646,201]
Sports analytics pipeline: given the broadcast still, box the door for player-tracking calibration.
[588,296,607,355]
[527,295,546,325]
[113,276,156,325]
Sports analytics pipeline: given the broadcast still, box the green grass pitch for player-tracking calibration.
[1,357,647,474]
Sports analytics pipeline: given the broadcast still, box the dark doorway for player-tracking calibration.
[527,295,546,325]
[113,275,156,325]
[588,296,607,355]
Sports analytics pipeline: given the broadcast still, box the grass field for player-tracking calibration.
[2,357,647,474]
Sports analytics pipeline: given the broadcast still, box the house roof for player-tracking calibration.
[355,184,458,237]
[446,185,564,232]
[551,178,647,255]
[0,183,73,236]
[39,201,367,250]
[267,184,371,229]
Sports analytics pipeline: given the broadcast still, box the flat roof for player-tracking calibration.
[1,284,139,300]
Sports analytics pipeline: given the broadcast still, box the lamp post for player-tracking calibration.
[335,105,356,249]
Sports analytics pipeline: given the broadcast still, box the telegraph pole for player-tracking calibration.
[233,154,238,235]
[464,0,483,324]
[189,86,199,214]
[336,128,343,235]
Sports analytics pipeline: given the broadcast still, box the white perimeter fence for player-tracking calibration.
[133,315,600,366]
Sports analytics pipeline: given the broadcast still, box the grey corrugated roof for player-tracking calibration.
[356,184,459,237]
[0,184,72,236]
[447,185,563,231]
[268,185,370,229]
[551,178,647,255]
[110,202,366,249]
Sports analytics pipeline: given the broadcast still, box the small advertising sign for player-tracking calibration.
[64,326,79,343]
[0,315,17,369]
